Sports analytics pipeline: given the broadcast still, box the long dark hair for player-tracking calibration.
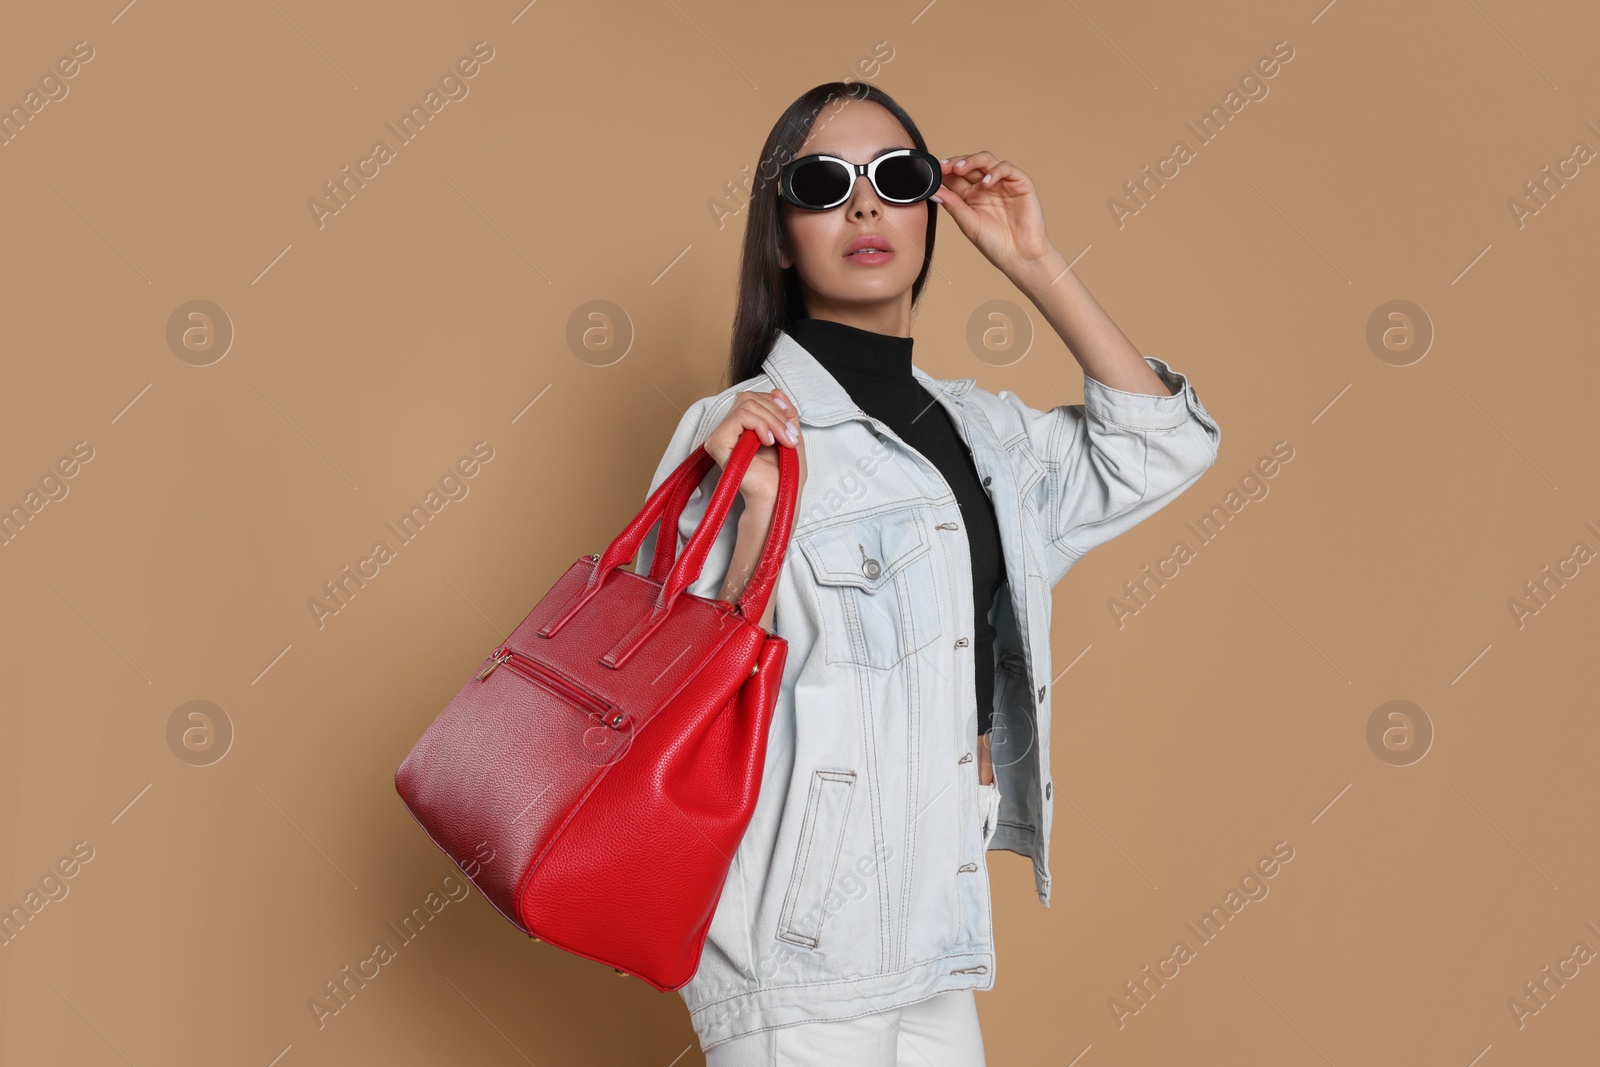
[725,82,938,387]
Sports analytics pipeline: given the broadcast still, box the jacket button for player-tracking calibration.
[1037,685,1046,701]
[1045,781,1052,800]
[982,476,992,488]
[954,637,970,648]
[862,558,881,579]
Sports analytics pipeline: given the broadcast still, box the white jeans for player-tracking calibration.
[705,783,1001,1066]
[703,988,987,1066]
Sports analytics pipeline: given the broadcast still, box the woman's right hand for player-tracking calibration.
[702,388,806,504]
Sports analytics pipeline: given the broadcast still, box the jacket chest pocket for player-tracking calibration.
[797,511,943,670]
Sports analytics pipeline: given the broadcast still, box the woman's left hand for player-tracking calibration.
[933,151,1060,283]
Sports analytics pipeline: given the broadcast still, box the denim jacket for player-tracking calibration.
[636,328,1221,1050]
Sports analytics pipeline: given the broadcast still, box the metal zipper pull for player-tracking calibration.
[476,650,512,681]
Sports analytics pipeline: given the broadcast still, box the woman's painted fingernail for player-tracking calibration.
[786,421,798,442]
[939,157,948,164]
[956,158,966,167]
[773,396,788,410]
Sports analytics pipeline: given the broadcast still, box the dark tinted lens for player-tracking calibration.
[874,153,936,201]
[790,159,851,207]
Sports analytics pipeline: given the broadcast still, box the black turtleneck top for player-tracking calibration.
[785,317,1006,737]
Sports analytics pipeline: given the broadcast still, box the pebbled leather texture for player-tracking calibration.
[394,429,798,991]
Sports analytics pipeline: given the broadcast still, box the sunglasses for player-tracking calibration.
[778,148,942,211]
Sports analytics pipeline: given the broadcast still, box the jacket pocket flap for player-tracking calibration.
[797,511,929,594]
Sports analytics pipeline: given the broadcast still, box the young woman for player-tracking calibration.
[637,82,1221,1066]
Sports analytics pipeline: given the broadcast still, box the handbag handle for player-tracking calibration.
[741,438,801,618]
[540,429,799,660]
[560,441,716,607]
[647,433,799,609]
[660,428,798,620]
[722,438,799,621]
[647,434,799,594]
[646,449,715,582]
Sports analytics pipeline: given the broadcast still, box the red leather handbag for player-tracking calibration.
[395,429,798,991]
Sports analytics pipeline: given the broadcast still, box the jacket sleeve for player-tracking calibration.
[995,355,1221,587]
[634,391,743,602]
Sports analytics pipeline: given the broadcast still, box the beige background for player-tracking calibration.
[2,0,1597,1063]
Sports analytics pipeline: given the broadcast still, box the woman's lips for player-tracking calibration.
[843,249,895,266]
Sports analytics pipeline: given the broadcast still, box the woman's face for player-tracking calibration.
[778,100,930,327]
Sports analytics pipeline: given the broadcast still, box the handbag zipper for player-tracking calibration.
[476,647,629,730]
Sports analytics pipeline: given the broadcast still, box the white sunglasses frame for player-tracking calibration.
[777,148,942,211]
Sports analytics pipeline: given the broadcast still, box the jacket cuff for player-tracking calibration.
[1082,356,1203,432]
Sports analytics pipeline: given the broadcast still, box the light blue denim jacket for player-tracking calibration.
[637,328,1221,1051]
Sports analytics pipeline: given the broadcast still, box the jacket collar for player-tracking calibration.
[762,327,976,428]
